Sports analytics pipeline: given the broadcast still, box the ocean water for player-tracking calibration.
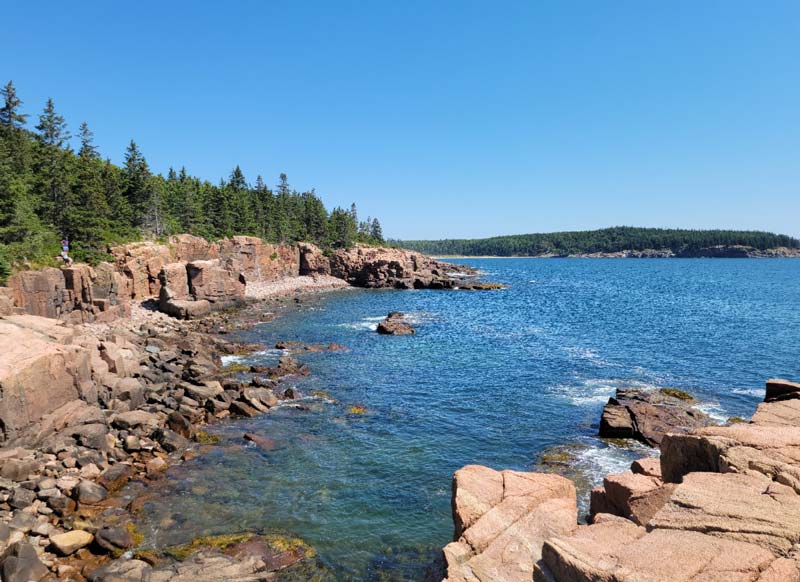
[135,259,800,580]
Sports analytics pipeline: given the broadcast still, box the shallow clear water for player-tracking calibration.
[136,259,800,580]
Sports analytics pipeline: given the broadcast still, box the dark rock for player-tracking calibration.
[599,404,635,439]
[167,411,194,439]
[377,312,416,335]
[97,464,135,494]
[598,388,714,446]
[48,495,76,516]
[0,541,49,582]
[229,401,260,418]
[152,428,190,453]
[75,480,108,504]
[765,378,800,402]
[71,423,111,451]
[9,487,36,509]
[95,525,134,554]
[8,512,36,533]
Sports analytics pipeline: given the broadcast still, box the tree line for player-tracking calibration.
[399,226,800,256]
[0,80,384,279]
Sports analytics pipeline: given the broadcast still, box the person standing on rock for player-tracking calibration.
[60,238,74,267]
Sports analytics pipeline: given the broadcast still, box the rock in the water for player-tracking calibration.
[376,312,415,335]
[49,529,94,555]
[97,463,135,494]
[442,465,577,582]
[152,427,190,453]
[95,526,134,554]
[244,432,276,451]
[598,387,713,446]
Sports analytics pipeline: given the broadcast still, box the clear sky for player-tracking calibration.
[5,1,800,239]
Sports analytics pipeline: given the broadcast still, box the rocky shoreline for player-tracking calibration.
[0,237,502,581]
[436,378,800,581]
[434,245,800,259]
[4,237,799,581]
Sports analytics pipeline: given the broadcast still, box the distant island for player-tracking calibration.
[398,227,800,258]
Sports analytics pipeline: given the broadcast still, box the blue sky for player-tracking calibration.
[6,1,800,239]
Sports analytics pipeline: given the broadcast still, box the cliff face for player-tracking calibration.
[0,237,473,322]
[440,378,800,581]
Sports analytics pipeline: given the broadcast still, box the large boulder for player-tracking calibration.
[159,262,191,300]
[598,387,713,446]
[0,316,91,443]
[442,465,577,582]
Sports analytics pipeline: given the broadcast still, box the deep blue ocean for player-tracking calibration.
[136,259,800,580]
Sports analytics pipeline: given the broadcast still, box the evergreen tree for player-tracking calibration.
[328,206,357,248]
[65,124,112,262]
[35,98,72,233]
[122,140,151,226]
[370,217,383,242]
[0,81,28,129]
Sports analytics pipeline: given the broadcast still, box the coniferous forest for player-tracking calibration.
[0,81,384,280]
[400,227,800,257]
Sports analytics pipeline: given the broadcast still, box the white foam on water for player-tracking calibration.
[562,346,618,368]
[338,320,380,331]
[221,349,282,366]
[556,378,663,407]
[695,401,730,422]
[573,441,653,484]
[731,387,763,397]
[220,354,245,366]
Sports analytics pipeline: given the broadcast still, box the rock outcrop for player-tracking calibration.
[0,316,90,442]
[442,465,577,582]
[376,312,416,335]
[441,377,800,581]
[329,245,474,289]
[599,387,713,446]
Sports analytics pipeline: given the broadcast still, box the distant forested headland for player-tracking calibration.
[0,81,384,279]
[398,227,800,257]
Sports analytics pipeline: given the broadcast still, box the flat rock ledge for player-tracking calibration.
[439,378,800,581]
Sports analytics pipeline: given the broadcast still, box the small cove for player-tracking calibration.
[134,258,800,580]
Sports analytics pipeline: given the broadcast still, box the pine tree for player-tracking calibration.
[35,98,72,233]
[122,140,151,226]
[0,81,28,129]
[370,217,384,242]
[65,124,112,262]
